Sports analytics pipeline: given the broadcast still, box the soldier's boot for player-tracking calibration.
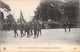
[31,32,33,36]
[33,34,36,39]
[30,33,33,36]
[14,33,16,37]
[17,33,18,36]
[36,31,39,38]
[21,33,23,37]
[40,33,42,36]
[37,34,39,38]
[31,30,33,35]
[69,29,71,32]
[33,36,36,39]
[27,35,29,38]
[27,34,29,38]
[27,32,29,38]
[40,30,42,36]
[24,31,26,36]
[65,28,67,32]
[38,31,39,36]
[14,35,16,37]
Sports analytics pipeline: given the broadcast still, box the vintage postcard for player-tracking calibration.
[0,0,80,52]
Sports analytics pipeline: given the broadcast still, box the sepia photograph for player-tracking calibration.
[0,0,80,52]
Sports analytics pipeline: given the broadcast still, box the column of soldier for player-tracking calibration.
[12,20,42,39]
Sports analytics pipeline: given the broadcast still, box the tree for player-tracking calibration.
[34,0,79,28]
[6,14,15,23]
[64,1,79,25]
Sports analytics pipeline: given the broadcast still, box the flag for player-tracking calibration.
[19,10,26,24]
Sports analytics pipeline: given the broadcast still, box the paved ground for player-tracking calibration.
[0,28,80,45]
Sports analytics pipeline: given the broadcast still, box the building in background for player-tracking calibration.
[0,11,4,30]
[0,1,11,30]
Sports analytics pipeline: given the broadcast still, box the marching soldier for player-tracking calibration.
[13,22,18,37]
[20,23,24,37]
[37,21,42,36]
[33,20,38,38]
[63,22,68,32]
[29,22,33,36]
[68,22,72,32]
[24,23,30,38]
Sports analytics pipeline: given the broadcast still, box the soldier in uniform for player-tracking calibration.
[63,22,68,32]
[7,23,11,31]
[37,21,42,36]
[13,22,18,37]
[24,23,30,38]
[20,23,24,37]
[29,22,33,36]
[68,22,72,32]
[33,20,38,38]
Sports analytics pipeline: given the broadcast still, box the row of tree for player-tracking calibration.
[34,0,79,28]
[0,1,15,30]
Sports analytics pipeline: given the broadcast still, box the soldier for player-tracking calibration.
[24,23,30,38]
[64,22,69,32]
[68,22,72,32]
[23,23,26,36]
[37,21,42,36]
[20,23,24,37]
[29,22,33,36]
[13,22,18,37]
[33,20,38,38]
[7,23,11,31]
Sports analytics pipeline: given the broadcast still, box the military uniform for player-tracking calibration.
[63,22,68,32]
[20,24,24,37]
[13,22,18,37]
[37,23,42,35]
[68,22,72,32]
[29,22,33,36]
[33,22,38,38]
[24,23,30,37]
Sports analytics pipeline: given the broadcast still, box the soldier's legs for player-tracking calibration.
[20,30,23,37]
[14,30,18,37]
[16,32,18,36]
[65,27,67,32]
[24,31,26,35]
[38,31,39,35]
[38,29,42,35]
[34,30,37,38]
[16,30,18,36]
[27,31,30,38]
[40,29,42,35]
[23,30,26,36]
[36,30,39,38]
[29,30,33,37]
[69,28,71,32]
[37,32,39,38]
[14,30,17,37]
[31,30,33,35]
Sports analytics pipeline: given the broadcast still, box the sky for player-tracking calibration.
[1,0,41,22]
